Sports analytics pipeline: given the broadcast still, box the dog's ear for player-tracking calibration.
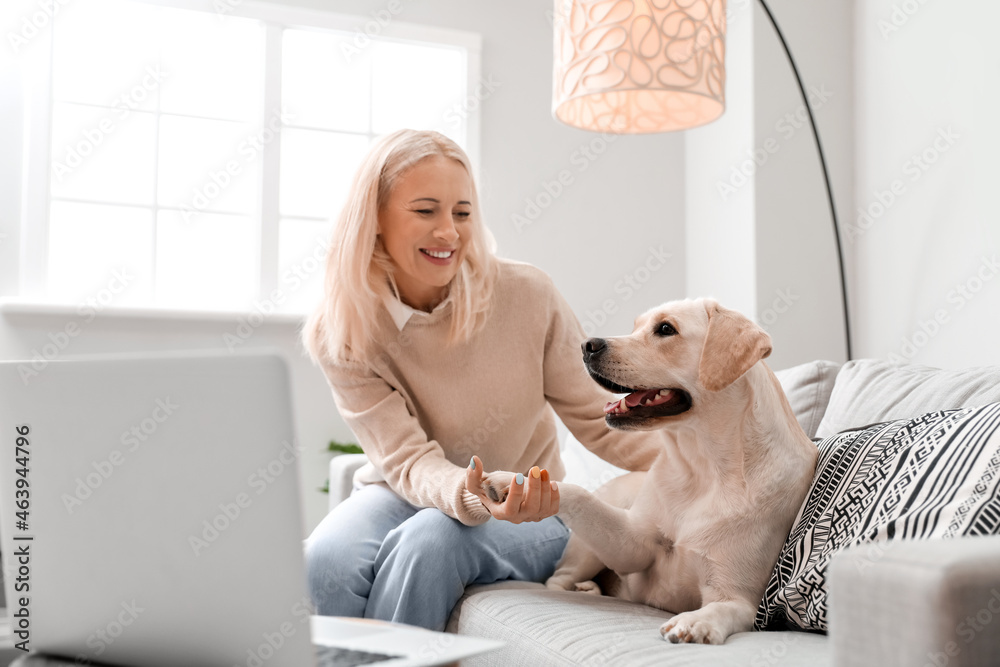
[697,300,772,392]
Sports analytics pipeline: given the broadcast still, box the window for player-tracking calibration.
[18,0,481,314]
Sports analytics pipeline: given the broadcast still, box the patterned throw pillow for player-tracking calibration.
[755,402,1000,631]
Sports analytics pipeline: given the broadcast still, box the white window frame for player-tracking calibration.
[16,0,483,314]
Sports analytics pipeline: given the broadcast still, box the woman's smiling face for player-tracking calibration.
[378,155,473,311]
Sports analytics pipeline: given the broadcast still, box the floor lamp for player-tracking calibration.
[551,0,853,361]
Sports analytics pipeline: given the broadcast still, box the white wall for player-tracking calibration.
[686,0,855,371]
[724,0,999,371]
[685,0,757,319]
[0,0,687,534]
[855,0,1000,369]
[689,0,1000,372]
[752,0,854,369]
[0,62,21,299]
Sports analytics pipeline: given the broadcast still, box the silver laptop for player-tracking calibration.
[0,350,502,666]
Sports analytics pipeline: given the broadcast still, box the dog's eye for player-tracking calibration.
[656,322,677,337]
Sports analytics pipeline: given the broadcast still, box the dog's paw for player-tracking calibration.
[479,470,515,504]
[574,580,602,596]
[660,612,724,645]
[544,576,603,595]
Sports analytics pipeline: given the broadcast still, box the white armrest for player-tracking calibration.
[829,536,1000,667]
[328,453,369,512]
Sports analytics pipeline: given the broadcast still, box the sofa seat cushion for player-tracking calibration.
[815,360,1000,438]
[448,581,830,666]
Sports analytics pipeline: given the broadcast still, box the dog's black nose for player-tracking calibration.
[582,338,607,362]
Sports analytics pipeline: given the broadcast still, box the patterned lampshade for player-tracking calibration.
[552,0,727,134]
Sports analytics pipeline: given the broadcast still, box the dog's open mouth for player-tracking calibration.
[588,371,693,418]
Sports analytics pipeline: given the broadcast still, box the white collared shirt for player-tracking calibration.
[381,290,452,331]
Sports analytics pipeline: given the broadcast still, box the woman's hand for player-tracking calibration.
[465,455,559,524]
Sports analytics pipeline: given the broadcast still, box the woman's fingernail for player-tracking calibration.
[469,457,475,470]
[530,466,540,479]
[516,473,524,485]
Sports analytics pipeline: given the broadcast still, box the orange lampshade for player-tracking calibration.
[552,0,727,134]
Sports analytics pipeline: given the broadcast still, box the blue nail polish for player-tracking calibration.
[469,457,475,470]
[516,473,524,485]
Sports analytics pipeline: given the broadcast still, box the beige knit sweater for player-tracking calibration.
[319,259,663,526]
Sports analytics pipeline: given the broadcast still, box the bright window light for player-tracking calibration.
[157,116,259,215]
[50,102,158,206]
[371,40,466,143]
[278,219,333,315]
[279,129,370,220]
[155,210,258,310]
[282,29,372,133]
[156,10,264,122]
[32,0,477,314]
[51,0,163,109]
[48,201,154,306]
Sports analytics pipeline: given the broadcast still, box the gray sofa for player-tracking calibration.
[328,359,1000,666]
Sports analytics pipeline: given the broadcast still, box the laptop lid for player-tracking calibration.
[0,350,317,666]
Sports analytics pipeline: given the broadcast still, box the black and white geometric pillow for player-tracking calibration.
[755,402,1000,631]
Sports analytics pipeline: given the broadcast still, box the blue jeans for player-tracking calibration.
[304,483,570,631]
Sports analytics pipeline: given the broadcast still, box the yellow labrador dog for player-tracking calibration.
[478,298,818,644]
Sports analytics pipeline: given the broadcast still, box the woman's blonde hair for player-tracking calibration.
[302,129,499,365]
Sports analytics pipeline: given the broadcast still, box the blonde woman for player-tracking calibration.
[302,129,661,631]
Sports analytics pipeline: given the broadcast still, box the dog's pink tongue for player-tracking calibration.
[625,389,661,408]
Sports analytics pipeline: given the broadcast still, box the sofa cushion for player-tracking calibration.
[773,360,842,439]
[449,581,830,666]
[756,402,1000,632]
[815,360,1000,438]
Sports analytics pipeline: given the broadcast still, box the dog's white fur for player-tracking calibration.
[480,298,818,644]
